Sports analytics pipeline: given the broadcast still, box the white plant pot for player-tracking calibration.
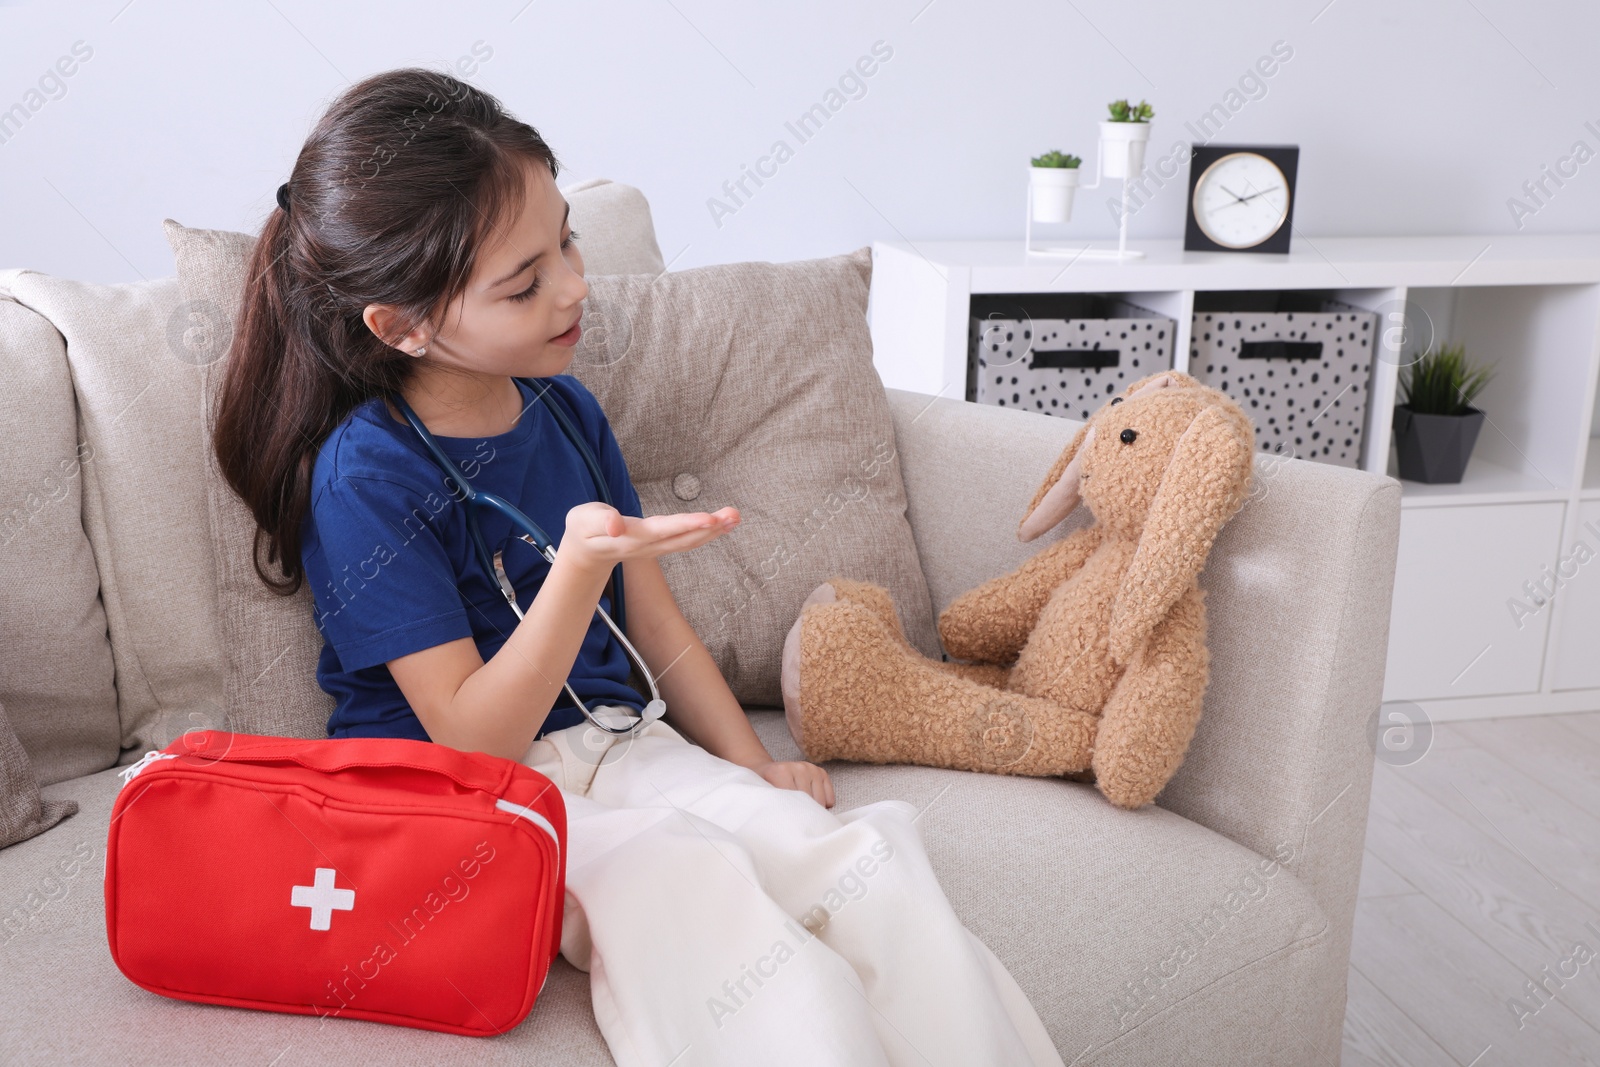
[1029,165,1080,223]
[1098,120,1151,179]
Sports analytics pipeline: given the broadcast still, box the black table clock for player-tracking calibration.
[1184,144,1299,253]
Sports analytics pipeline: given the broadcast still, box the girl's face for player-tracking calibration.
[377,158,588,380]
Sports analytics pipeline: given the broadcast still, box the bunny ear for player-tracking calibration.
[1108,402,1255,662]
[1017,371,1190,542]
[1019,423,1095,542]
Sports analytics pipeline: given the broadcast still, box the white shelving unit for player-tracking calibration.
[868,235,1600,722]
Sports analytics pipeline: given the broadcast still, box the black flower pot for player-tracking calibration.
[1392,404,1486,483]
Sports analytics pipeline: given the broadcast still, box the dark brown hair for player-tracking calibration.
[213,67,561,595]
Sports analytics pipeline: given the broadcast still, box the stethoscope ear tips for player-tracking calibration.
[641,699,667,725]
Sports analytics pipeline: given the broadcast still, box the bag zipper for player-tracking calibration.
[494,798,561,865]
[117,750,177,787]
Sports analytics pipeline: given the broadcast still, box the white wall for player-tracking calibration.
[3,0,1600,283]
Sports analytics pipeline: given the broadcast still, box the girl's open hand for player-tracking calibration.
[754,759,835,808]
[560,502,739,574]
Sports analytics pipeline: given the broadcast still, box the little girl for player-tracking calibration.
[213,66,1064,1067]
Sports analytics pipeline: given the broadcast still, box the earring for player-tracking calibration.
[414,347,427,357]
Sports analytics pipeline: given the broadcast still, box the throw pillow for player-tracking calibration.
[569,247,941,704]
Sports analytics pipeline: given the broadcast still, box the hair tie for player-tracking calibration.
[276,181,292,215]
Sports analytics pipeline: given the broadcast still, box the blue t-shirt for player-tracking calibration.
[301,374,646,742]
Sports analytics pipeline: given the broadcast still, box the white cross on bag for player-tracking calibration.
[290,867,356,931]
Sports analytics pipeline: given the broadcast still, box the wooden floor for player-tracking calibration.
[1342,711,1600,1067]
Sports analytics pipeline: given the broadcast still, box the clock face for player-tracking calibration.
[1192,152,1291,249]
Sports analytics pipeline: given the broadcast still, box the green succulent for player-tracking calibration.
[1106,98,1154,122]
[1030,150,1083,168]
[1399,342,1496,416]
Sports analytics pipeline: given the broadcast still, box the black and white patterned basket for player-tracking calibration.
[967,294,1175,420]
[1188,296,1378,468]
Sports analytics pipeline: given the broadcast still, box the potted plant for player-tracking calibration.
[1100,98,1153,179]
[1029,150,1082,222]
[1391,342,1495,483]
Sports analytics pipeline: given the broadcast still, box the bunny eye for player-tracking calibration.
[1110,396,1124,405]
[1120,428,1138,444]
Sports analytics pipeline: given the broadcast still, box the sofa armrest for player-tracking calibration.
[885,386,1401,950]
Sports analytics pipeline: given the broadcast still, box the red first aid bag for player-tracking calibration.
[104,729,566,1036]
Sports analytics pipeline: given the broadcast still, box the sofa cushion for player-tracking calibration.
[0,699,78,849]
[1,711,1330,1065]
[790,729,1335,1065]
[0,295,121,785]
[163,179,936,726]
[0,276,223,768]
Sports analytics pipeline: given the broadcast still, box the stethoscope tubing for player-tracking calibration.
[390,379,665,737]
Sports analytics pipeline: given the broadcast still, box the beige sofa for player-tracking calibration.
[0,179,1401,1065]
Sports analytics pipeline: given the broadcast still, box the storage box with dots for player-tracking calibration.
[966,293,1176,420]
[1187,292,1379,469]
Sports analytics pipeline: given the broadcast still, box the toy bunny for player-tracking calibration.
[779,370,1256,809]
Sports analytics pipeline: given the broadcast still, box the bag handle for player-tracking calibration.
[162,730,515,795]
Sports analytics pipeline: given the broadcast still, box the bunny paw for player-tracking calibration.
[782,598,921,763]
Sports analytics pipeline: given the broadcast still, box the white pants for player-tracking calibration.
[521,705,1066,1067]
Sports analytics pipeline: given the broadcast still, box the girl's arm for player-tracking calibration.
[392,505,741,764]
[622,555,836,808]
[389,547,616,760]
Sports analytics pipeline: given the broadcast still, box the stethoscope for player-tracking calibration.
[390,376,666,736]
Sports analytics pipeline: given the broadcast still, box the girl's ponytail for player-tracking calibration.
[211,67,560,595]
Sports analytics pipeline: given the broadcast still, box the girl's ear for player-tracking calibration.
[361,303,429,354]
